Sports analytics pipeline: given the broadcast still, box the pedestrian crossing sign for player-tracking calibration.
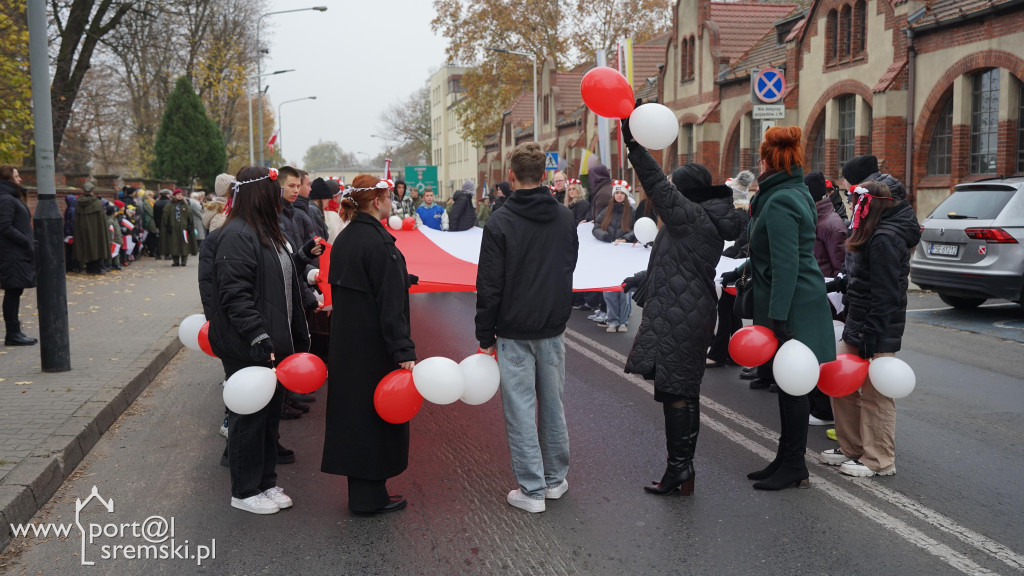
[545,152,559,170]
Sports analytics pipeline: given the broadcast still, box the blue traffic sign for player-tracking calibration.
[545,152,559,170]
[755,68,786,104]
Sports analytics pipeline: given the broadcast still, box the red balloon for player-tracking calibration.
[374,369,423,424]
[276,352,327,394]
[402,217,416,231]
[818,354,869,397]
[198,321,216,357]
[580,66,636,119]
[728,325,779,367]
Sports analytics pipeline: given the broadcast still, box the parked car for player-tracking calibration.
[910,177,1024,309]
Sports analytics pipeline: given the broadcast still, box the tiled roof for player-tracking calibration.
[609,44,669,92]
[709,1,800,63]
[640,31,673,47]
[912,0,1017,27]
[557,105,585,128]
[722,25,789,81]
[505,92,535,124]
[873,58,907,92]
[555,73,584,112]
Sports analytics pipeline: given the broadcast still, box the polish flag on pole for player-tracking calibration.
[266,131,278,154]
[384,157,392,181]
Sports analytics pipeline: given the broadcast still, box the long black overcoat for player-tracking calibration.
[322,212,416,479]
[0,181,35,289]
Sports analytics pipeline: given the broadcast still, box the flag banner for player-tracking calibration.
[267,131,278,153]
[121,218,134,231]
[580,149,593,176]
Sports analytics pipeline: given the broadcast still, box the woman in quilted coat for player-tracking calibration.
[619,111,746,497]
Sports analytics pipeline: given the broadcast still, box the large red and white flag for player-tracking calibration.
[266,131,278,153]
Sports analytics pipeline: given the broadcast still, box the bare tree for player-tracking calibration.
[378,82,432,165]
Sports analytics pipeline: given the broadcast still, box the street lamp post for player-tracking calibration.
[277,96,317,159]
[247,70,293,165]
[370,134,392,155]
[256,6,327,165]
[487,47,538,143]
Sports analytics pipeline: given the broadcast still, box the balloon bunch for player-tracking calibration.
[388,216,416,231]
[222,353,327,415]
[373,352,501,424]
[727,325,916,399]
[580,67,680,150]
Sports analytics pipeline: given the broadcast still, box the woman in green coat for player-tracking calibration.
[160,189,198,266]
[743,126,835,491]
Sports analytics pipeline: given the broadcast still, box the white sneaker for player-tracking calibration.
[617,324,628,332]
[606,323,619,333]
[262,486,293,509]
[219,416,229,438]
[506,489,545,513]
[808,415,835,426]
[840,459,877,477]
[587,312,604,321]
[544,479,569,500]
[231,493,279,514]
[820,448,847,466]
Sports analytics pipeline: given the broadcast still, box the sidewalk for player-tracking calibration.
[0,258,201,552]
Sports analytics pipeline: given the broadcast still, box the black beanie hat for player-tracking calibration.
[671,163,731,203]
[310,177,332,200]
[841,155,879,186]
[804,170,827,201]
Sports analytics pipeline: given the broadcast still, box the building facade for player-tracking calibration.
[430,66,482,200]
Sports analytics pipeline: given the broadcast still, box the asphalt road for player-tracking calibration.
[3,292,1023,576]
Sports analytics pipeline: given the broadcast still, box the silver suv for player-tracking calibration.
[910,177,1024,309]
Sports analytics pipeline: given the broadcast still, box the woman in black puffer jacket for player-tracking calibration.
[821,179,920,478]
[620,124,746,496]
[0,166,37,346]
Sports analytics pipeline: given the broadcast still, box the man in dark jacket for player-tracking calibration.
[153,189,171,259]
[476,142,579,514]
[73,182,113,274]
[447,179,477,231]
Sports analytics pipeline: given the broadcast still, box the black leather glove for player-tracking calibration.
[858,332,877,360]
[301,238,317,259]
[720,269,741,285]
[772,319,794,344]
[408,274,419,286]
[620,98,642,147]
[824,279,840,293]
[622,274,641,292]
[249,334,274,365]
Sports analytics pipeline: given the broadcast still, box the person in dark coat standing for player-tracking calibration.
[153,189,171,259]
[492,181,509,212]
[820,173,920,478]
[322,174,417,516]
[73,182,112,275]
[306,177,331,239]
[447,179,477,231]
[587,164,613,222]
[0,166,37,346]
[619,125,746,495]
[63,194,82,272]
[160,189,198,265]
[738,126,835,491]
[202,166,311,515]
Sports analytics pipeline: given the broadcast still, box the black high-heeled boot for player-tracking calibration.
[748,392,788,480]
[645,400,699,496]
[753,391,810,491]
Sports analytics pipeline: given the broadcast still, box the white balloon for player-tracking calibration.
[178,313,206,352]
[629,103,679,150]
[388,215,402,230]
[223,366,277,415]
[459,354,501,405]
[869,357,916,399]
[412,356,465,405]
[633,217,658,245]
[772,339,820,395]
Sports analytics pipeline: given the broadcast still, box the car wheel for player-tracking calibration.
[938,293,986,309]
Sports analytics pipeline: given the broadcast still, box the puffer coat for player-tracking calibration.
[448,181,477,231]
[624,146,746,399]
[0,180,35,289]
[839,200,921,352]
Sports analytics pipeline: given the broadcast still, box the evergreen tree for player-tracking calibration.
[151,76,227,189]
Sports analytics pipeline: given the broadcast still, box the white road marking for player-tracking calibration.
[907,303,1019,313]
[564,328,1023,575]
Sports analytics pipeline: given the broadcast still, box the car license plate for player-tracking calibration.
[929,243,959,256]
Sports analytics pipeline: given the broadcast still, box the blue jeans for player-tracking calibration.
[497,335,570,499]
[603,291,631,327]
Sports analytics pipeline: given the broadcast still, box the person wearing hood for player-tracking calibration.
[63,194,82,273]
[819,167,921,479]
[806,170,848,279]
[448,179,477,231]
[475,142,579,513]
[306,177,330,239]
[74,182,113,274]
[0,166,37,345]
[618,116,747,496]
[160,189,199,266]
[492,182,509,212]
[586,164,613,222]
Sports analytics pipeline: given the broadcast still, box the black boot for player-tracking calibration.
[277,442,295,464]
[180,255,188,266]
[644,400,699,496]
[172,256,180,267]
[748,392,787,480]
[753,391,810,491]
[5,322,37,346]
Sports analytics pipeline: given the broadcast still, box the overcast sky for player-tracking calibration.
[260,0,449,168]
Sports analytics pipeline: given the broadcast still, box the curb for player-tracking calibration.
[0,323,185,553]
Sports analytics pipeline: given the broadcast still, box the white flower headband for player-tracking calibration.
[342,178,393,193]
[224,168,278,214]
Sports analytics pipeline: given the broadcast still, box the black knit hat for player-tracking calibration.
[310,177,332,200]
[671,163,731,203]
[841,155,879,186]
[804,170,827,202]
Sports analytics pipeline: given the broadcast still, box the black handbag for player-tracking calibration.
[733,266,754,319]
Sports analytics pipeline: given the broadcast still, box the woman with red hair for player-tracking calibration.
[742,126,835,490]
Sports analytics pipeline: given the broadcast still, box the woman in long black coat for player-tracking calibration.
[619,123,746,496]
[323,174,417,515]
[0,166,37,346]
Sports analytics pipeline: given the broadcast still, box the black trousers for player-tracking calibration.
[3,288,23,328]
[777,389,810,472]
[708,291,742,363]
[224,361,285,499]
[347,477,391,513]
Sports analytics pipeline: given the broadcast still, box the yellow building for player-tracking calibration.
[430,66,483,200]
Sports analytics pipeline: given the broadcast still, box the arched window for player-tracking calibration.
[853,0,867,56]
[837,95,856,174]
[811,122,826,173]
[680,38,688,82]
[839,5,852,59]
[827,10,838,63]
[731,133,740,177]
[689,37,696,80]
[970,68,1000,174]
[682,124,694,163]
[928,96,954,175]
